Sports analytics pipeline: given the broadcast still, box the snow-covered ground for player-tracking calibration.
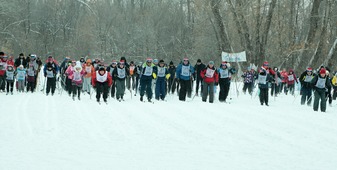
[1,78,337,170]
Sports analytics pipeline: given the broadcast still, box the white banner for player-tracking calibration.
[221,51,247,62]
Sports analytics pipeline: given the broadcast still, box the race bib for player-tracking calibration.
[315,77,326,89]
[258,75,267,84]
[27,68,35,76]
[73,72,81,81]
[304,75,313,83]
[143,66,153,76]
[288,75,294,81]
[96,71,108,82]
[117,68,126,78]
[85,66,91,73]
[181,65,190,77]
[205,68,215,78]
[157,67,166,77]
[6,71,14,80]
[46,70,54,78]
[220,69,229,78]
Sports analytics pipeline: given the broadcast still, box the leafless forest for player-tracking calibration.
[1,0,336,72]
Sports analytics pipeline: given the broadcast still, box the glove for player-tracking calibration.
[152,73,157,79]
[165,74,171,80]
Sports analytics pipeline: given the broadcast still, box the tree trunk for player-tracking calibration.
[309,1,330,68]
[254,0,262,65]
[293,0,322,71]
[257,0,277,65]
[211,0,231,55]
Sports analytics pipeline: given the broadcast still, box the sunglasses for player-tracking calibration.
[183,60,188,62]
[147,61,152,63]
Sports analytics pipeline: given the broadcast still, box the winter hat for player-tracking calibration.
[153,59,158,64]
[159,59,164,64]
[130,61,134,65]
[208,61,214,65]
[319,68,326,74]
[197,59,201,63]
[306,67,313,72]
[75,61,82,69]
[221,61,227,67]
[48,57,54,62]
[19,53,24,57]
[119,60,125,64]
[30,54,36,59]
[99,67,105,71]
[169,61,173,65]
[263,61,269,67]
[120,57,127,62]
[146,58,152,62]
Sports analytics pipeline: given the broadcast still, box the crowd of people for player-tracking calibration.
[241,61,337,112]
[1,51,336,112]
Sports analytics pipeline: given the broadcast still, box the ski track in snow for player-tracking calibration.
[1,81,337,170]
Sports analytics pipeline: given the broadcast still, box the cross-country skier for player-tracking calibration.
[200,61,218,103]
[92,66,113,103]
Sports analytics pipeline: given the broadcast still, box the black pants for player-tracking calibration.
[259,88,269,105]
[271,83,279,96]
[110,81,116,98]
[219,81,230,102]
[0,76,5,91]
[243,82,253,95]
[179,79,192,101]
[135,76,141,94]
[66,77,72,95]
[27,82,35,92]
[6,80,14,93]
[280,82,287,94]
[313,88,326,112]
[96,82,109,101]
[326,90,332,104]
[287,84,295,95]
[195,77,203,94]
[72,84,82,98]
[301,86,312,105]
[167,77,175,94]
[46,77,56,94]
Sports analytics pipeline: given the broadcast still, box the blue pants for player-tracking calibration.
[140,77,153,99]
[155,78,166,100]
